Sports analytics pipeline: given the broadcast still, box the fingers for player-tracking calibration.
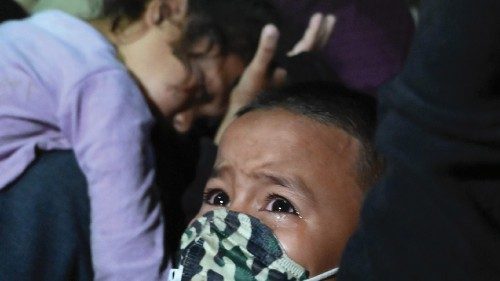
[317,14,336,48]
[246,24,280,77]
[229,24,279,106]
[215,25,281,144]
[288,13,323,56]
[287,13,336,57]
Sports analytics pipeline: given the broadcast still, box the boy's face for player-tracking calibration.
[195,108,364,275]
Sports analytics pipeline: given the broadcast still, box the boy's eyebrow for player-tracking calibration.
[260,172,313,198]
[209,165,314,200]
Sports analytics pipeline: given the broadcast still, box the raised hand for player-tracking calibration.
[287,13,336,57]
[215,24,279,143]
[215,14,336,142]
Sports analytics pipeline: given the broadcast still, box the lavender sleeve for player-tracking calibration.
[58,68,166,280]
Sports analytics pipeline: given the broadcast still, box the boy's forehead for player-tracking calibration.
[218,108,361,189]
[223,108,356,152]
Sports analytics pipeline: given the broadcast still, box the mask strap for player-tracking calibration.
[167,265,184,281]
[304,267,339,281]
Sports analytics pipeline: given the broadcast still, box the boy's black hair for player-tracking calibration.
[238,81,382,190]
[181,0,281,63]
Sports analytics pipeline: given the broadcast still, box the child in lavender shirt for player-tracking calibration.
[0,0,194,279]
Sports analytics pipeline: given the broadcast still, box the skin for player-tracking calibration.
[196,108,365,276]
[173,13,336,134]
[190,39,247,117]
[92,0,199,119]
[172,38,246,133]
[93,3,334,132]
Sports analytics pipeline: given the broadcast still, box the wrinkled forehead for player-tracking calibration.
[219,108,361,174]
[224,108,357,143]
[215,108,364,223]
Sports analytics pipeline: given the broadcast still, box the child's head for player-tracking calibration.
[194,82,381,276]
[97,0,197,118]
[171,0,281,132]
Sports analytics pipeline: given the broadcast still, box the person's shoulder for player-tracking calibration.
[1,10,126,94]
[32,10,121,69]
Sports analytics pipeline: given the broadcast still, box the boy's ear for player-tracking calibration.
[144,0,187,26]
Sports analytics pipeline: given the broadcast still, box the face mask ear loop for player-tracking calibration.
[304,267,339,281]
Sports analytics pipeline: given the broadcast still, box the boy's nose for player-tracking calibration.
[227,199,257,219]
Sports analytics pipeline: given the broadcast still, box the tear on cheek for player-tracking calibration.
[264,213,301,231]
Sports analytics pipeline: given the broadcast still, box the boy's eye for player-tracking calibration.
[264,195,299,215]
[203,189,229,206]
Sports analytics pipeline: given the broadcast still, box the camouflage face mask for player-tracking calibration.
[168,208,338,281]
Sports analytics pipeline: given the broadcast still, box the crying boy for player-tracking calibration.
[172,82,381,280]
